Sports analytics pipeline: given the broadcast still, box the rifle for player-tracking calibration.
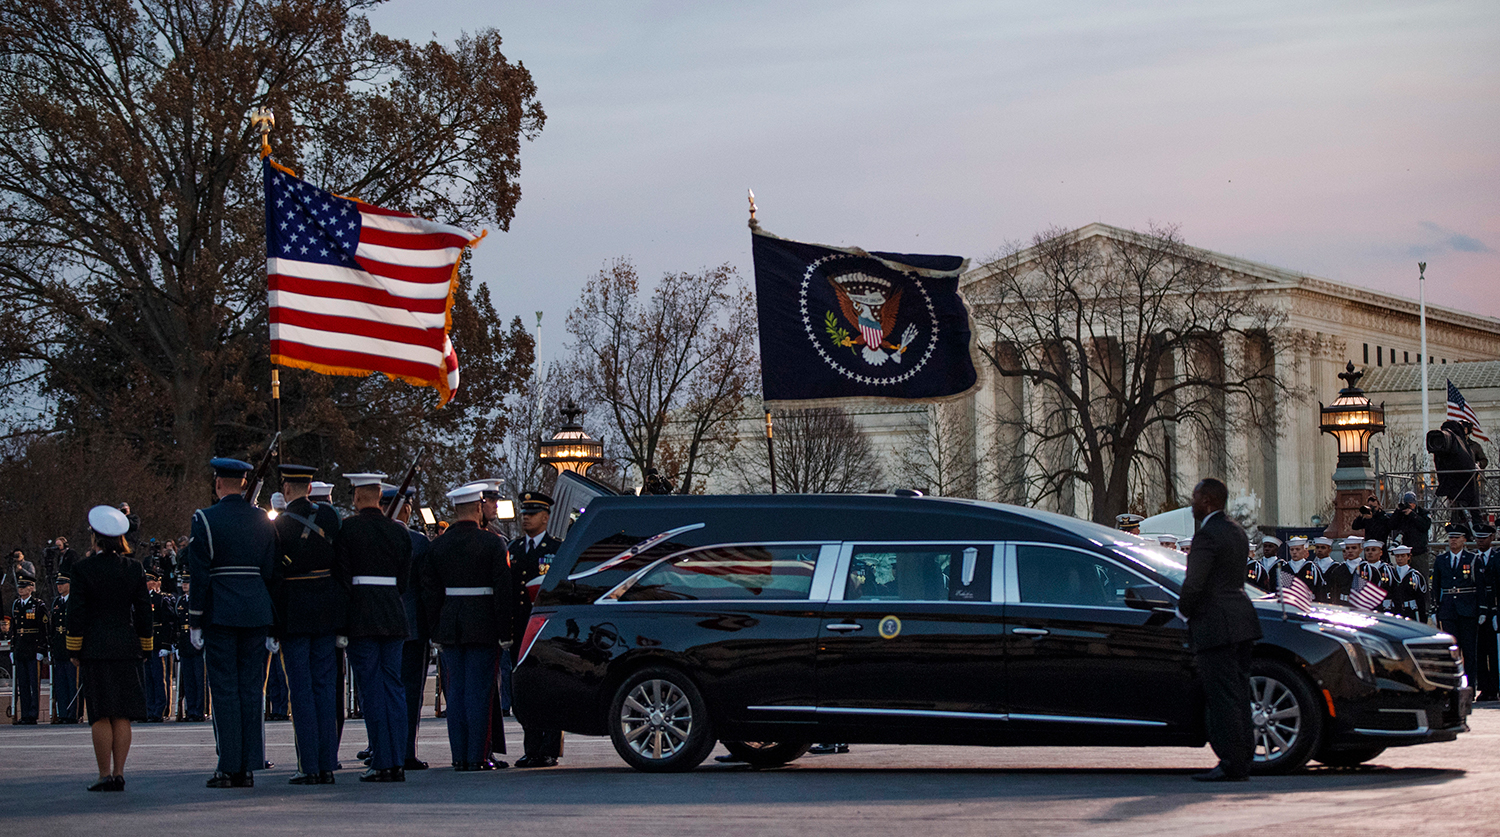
[242,431,282,507]
[386,447,425,520]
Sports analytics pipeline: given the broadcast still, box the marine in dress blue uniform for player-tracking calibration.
[510,491,564,768]
[420,481,513,771]
[50,574,81,723]
[336,472,412,782]
[8,574,47,723]
[187,457,279,788]
[382,484,433,771]
[272,464,347,784]
[174,578,207,721]
[1433,524,1480,679]
[1471,524,1499,701]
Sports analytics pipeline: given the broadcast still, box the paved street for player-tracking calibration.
[3,701,1495,836]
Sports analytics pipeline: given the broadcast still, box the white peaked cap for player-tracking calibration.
[88,505,130,537]
[446,481,488,506]
[342,472,388,487]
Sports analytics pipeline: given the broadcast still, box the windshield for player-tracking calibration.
[1114,542,1188,586]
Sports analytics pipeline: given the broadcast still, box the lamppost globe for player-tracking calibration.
[538,402,604,476]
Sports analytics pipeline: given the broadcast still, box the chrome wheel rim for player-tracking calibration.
[620,679,693,760]
[1250,675,1302,763]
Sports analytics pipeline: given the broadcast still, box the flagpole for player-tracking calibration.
[765,410,778,494]
[254,107,283,461]
[1419,262,1429,443]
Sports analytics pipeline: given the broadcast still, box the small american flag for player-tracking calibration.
[1277,569,1314,611]
[1447,380,1489,442]
[1349,576,1388,612]
[263,159,478,406]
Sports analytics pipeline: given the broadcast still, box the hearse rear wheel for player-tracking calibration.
[608,667,717,773]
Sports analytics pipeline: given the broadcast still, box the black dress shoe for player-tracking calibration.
[235,771,255,787]
[403,759,429,771]
[111,775,125,791]
[288,772,320,785]
[392,767,406,782]
[206,772,237,788]
[359,768,395,782]
[87,777,115,792]
[515,755,557,768]
[318,771,336,784]
[356,748,373,761]
[1191,766,1249,782]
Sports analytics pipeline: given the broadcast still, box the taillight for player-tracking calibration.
[516,615,549,666]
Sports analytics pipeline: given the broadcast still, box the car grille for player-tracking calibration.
[1404,638,1464,689]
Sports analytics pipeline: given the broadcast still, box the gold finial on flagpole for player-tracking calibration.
[747,188,759,231]
[251,107,275,157]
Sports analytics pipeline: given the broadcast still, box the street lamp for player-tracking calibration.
[538,402,604,476]
[1319,361,1386,536]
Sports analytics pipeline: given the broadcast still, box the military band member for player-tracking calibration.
[1433,524,1480,675]
[1116,513,1144,536]
[510,491,564,768]
[50,573,81,723]
[1472,524,1499,701]
[175,578,207,721]
[187,457,279,788]
[9,574,47,724]
[421,481,513,772]
[336,472,412,783]
[382,484,432,772]
[272,464,346,785]
[141,567,175,722]
[1388,546,1429,622]
[1278,537,1324,594]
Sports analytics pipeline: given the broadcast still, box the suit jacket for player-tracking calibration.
[66,549,153,660]
[508,532,562,639]
[335,507,412,638]
[272,497,347,637]
[186,493,278,630]
[420,520,512,646]
[1180,512,1263,652]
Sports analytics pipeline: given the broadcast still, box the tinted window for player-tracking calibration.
[620,544,819,602]
[1016,545,1140,607]
[845,544,992,602]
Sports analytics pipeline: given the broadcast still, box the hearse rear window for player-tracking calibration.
[619,545,820,602]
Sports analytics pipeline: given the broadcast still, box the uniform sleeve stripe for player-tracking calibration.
[66,637,83,651]
[139,638,154,651]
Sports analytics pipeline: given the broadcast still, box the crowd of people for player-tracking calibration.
[4,459,564,791]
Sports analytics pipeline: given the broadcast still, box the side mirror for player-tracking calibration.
[1124,584,1174,611]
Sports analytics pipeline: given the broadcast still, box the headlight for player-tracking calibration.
[1302,623,1405,684]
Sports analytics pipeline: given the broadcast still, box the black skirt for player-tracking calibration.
[80,659,147,724]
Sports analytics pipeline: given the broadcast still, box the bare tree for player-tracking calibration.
[564,259,757,494]
[727,407,885,494]
[894,402,992,498]
[967,224,1291,524]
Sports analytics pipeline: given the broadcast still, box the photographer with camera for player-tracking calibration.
[1351,495,1393,546]
[1389,491,1434,605]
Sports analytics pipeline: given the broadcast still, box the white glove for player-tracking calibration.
[335,635,348,649]
[266,637,280,653]
[431,643,442,655]
[499,640,513,649]
[37,653,45,661]
[159,649,171,658]
[189,627,203,650]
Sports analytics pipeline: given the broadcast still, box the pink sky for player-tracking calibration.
[365,1,1500,359]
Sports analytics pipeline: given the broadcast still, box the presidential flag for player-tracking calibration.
[1447,380,1489,442]
[264,159,479,406]
[1276,569,1314,611]
[1349,576,1388,612]
[752,228,978,408]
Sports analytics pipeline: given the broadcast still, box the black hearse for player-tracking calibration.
[513,492,1469,773]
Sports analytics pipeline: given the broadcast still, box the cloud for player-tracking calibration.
[1409,222,1493,258]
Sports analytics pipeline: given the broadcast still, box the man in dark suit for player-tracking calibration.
[510,491,564,768]
[1179,477,1263,782]
[186,457,279,788]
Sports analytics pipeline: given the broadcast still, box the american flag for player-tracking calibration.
[1277,569,1314,611]
[263,159,479,406]
[1447,380,1489,442]
[1349,576,1388,612]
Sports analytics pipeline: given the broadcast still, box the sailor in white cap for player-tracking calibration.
[1311,537,1344,604]
[335,472,413,782]
[1244,537,1275,592]
[1154,533,1179,551]
[308,481,334,502]
[1357,539,1394,611]
[1388,545,1428,621]
[1280,536,1324,597]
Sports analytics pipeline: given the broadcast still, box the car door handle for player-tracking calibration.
[1011,627,1049,636]
[825,623,864,632]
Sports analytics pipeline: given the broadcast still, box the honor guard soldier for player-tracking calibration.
[50,573,81,723]
[272,464,346,785]
[336,472,413,783]
[1279,537,1324,593]
[308,480,336,505]
[1311,537,1344,603]
[382,483,433,772]
[1433,523,1480,676]
[1388,546,1429,622]
[1154,533,1179,551]
[186,457,279,788]
[9,573,47,723]
[421,481,514,772]
[1116,513,1143,536]
[142,567,176,721]
[1356,540,1396,613]
[175,577,207,721]
[1472,523,1499,701]
[510,491,564,768]
[1244,538,1274,592]
[1339,536,1367,604]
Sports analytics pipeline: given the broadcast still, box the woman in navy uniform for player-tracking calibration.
[509,491,564,768]
[185,457,279,789]
[272,464,346,785]
[1388,545,1429,622]
[420,481,513,771]
[335,472,412,782]
[67,505,153,791]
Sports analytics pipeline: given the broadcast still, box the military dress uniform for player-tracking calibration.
[1276,555,1325,598]
[335,473,413,781]
[50,578,81,722]
[1355,557,1397,615]
[1388,548,1430,623]
[388,486,432,771]
[1470,526,1499,700]
[272,464,347,784]
[187,458,279,787]
[1313,554,1350,605]
[1433,525,1481,677]
[174,585,207,720]
[9,579,48,723]
[420,482,513,771]
[509,494,564,766]
[1244,557,1273,592]
[142,570,176,721]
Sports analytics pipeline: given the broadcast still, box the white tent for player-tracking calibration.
[1139,506,1194,539]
